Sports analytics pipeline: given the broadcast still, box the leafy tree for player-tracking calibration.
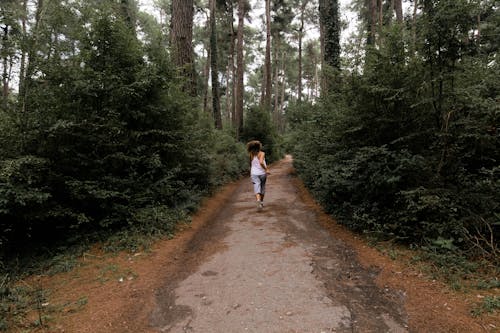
[288,0,499,263]
[0,0,247,265]
[242,106,281,163]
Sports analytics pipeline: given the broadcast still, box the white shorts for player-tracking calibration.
[251,174,267,195]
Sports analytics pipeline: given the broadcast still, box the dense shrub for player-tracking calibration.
[241,106,282,163]
[289,10,499,260]
[0,6,247,265]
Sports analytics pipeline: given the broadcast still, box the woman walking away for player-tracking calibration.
[247,140,270,210]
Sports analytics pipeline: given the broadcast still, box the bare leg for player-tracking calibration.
[255,193,261,201]
[260,194,265,202]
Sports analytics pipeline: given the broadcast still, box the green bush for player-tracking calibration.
[0,3,247,270]
[288,10,499,258]
[241,106,282,163]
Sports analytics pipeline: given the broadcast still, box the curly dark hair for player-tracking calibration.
[246,140,262,156]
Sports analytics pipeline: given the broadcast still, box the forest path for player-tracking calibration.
[44,156,492,333]
[149,156,408,332]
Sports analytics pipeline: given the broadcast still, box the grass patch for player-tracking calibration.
[369,236,499,304]
[0,209,186,332]
[0,276,53,332]
[472,296,500,317]
[95,263,137,284]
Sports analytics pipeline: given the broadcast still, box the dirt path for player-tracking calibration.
[150,156,407,333]
[40,156,497,333]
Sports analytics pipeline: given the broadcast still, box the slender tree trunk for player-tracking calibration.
[210,0,222,129]
[262,0,272,110]
[394,0,403,23]
[21,0,44,113]
[388,0,394,24]
[203,46,211,114]
[19,0,44,98]
[227,0,236,128]
[171,0,196,95]
[2,60,9,102]
[17,0,43,151]
[411,0,418,54]
[225,63,231,120]
[279,51,286,132]
[235,0,245,138]
[318,0,327,92]
[297,0,306,103]
[120,0,136,31]
[273,39,279,116]
[476,13,481,43]
[18,0,28,95]
[320,0,340,95]
[2,25,9,101]
[260,67,266,102]
[367,0,377,45]
[378,0,383,30]
[46,32,54,62]
[313,55,318,99]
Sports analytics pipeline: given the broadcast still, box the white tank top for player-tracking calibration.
[251,155,267,175]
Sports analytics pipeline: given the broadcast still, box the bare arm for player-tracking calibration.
[258,152,270,174]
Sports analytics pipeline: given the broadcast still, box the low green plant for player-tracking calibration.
[96,264,120,283]
[75,296,88,308]
[475,278,500,290]
[0,280,49,332]
[415,248,479,283]
[472,296,500,317]
[241,106,283,163]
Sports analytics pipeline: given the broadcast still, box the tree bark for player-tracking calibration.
[411,0,418,54]
[171,0,196,95]
[367,0,377,45]
[19,0,43,102]
[319,0,340,95]
[279,51,286,132]
[203,45,211,114]
[378,0,383,30]
[476,13,481,43]
[210,0,222,129]
[318,0,328,67]
[2,25,9,101]
[120,0,136,31]
[226,1,237,128]
[21,0,44,113]
[297,0,307,103]
[262,0,272,110]
[394,0,403,23]
[235,0,245,138]
[273,40,279,117]
[18,0,28,95]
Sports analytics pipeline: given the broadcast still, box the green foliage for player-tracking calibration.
[0,1,249,326]
[241,106,282,163]
[0,278,48,332]
[288,0,499,266]
[0,0,247,274]
[207,128,248,187]
[472,296,500,317]
[475,278,500,290]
